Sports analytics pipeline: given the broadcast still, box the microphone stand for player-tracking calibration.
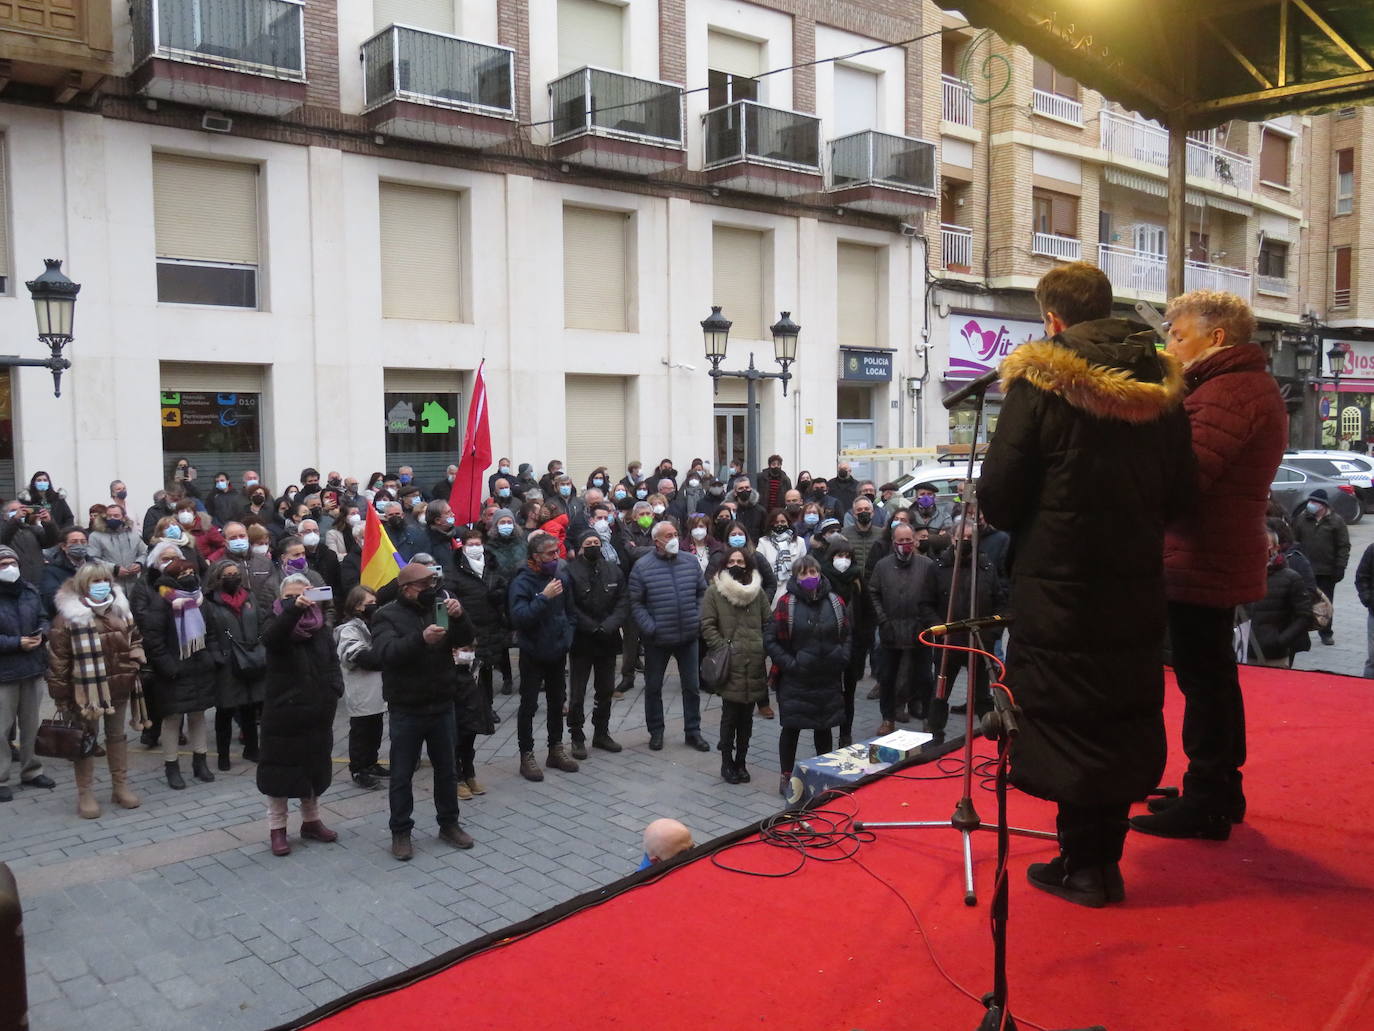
[855,372,1053,906]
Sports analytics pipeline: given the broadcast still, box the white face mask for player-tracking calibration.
[347,513,362,527]
[663,537,680,556]
[251,544,270,557]
[690,526,707,541]
[176,511,195,525]
[463,544,485,561]
[652,504,666,515]
[302,532,321,548]
[592,518,610,534]
[832,556,852,573]
[0,566,18,583]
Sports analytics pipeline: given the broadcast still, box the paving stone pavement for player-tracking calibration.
[5,664,920,1031]
[1290,514,1374,679]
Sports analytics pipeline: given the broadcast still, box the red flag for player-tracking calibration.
[449,361,492,525]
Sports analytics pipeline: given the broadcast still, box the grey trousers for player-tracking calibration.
[0,676,45,786]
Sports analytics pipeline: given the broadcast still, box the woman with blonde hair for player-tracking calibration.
[47,561,149,818]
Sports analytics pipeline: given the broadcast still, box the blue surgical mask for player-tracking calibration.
[1306,501,1322,516]
[497,523,514,537]
[166,525,184,541]
[498,487,511,498]
[33,480,49,492]
[400,474,412,485]
[499,465,511,475]
[559,485,572,497]
[728,533,747,548]
[636,489,648,500]
[215,481,228,492]
[226,538,249,554]
[592,478,604,488]
[803,513,819,526]
[88,581,112,602]
[614,490,627,501]
[245,478,259,488]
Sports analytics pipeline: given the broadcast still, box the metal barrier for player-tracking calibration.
[0,862,26,1031]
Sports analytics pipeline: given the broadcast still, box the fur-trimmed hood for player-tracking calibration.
[714,567,762,606]
[54,581,132,626]
[998,318,1184,424]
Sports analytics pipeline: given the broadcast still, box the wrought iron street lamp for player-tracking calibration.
[18,259,80,397]
[702,306,800,481]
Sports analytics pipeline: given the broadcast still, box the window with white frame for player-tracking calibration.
[707,30,762,107]
[1336,148,1354,215]
[557,0,624,74]
[564,206,630,331]
[153,153,261,308]
[379,182,464,321]
[832,64,880,137]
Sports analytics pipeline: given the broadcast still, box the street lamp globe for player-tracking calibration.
[26,258,80,343]
[770,311,801,364]
[1328,343,1348,377]
[1294,341,1315,376]
[701,305,731,362]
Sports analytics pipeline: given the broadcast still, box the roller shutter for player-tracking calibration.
[565,375,628,484]
[564,207,629,331]
[379,182,463,321]
[837,243,880,349]
[153,154,260,265]
[373,0,453,33]
[712,226,765,340]
[558,0,623,73]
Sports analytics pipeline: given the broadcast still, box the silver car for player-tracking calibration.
[1271,463,1362,524]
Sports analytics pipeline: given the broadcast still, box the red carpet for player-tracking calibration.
[305,667,1374,1031]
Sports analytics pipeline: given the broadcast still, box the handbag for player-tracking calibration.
[700,643,731,694]
[1310,588,1333,632]
[35,710,101,761]
[225,629,267,679]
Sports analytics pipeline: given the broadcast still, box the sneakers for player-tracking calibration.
[592,730,622,752]
[465,777,486,796]
[352,771,381,790]
[570,733,589,761]
[301,820,338,843]
[456,780,473,801]
[685,734,711,752]
[1130,801,1232,840]
[1026,855,1123,908]
[546,744,579,773]
[391,831,413,861]
[366,763,391,778]
[519,751,545,782]
[439,824,475,850]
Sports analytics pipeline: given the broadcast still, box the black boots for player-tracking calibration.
[165,760,186,790]
[191,753,216,783]
[721,757,740,784]
[1026,856,1125,908]
[1130,799,1232,840]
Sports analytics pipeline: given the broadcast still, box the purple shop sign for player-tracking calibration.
[945,316,1044,381]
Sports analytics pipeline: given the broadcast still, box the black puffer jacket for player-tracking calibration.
[566,553,629,657]
[1248,561,1310,660]
[138,581,216,716]
[932,546,1008,647]
[370,596,476,714]
[868,552,939,648]
[445,549,508,664]
[978,318,1193,807]
[765,579,850,730]
[256,603,342,799]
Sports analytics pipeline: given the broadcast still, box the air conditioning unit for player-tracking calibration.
[201,111,233,134]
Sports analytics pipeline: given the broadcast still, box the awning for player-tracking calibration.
[1100,168,1255,216]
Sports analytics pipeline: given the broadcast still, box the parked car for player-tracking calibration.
[888,460,983,505]
[1271,463,1362,524]
[1285,450,1374,511]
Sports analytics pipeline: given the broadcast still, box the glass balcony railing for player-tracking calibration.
[362,25,514,116]
[830,130,937,195]
[132,0,304,80]
[548,67,685,147]
[703,101,820,171]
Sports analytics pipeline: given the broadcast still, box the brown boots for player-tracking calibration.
[106,736,140,810]
[74,758,101,820]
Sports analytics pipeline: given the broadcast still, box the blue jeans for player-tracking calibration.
[643,640,702,737]
[388,708,460,834]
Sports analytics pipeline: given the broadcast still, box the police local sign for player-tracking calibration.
[946,315,1043,381]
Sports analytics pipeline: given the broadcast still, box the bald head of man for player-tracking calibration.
[642,818,694,865]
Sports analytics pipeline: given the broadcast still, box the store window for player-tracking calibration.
[948,397,1000,446]
[159,391,263,488]
[383,369,463,489]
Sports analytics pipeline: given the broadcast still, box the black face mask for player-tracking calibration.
[220,576,242,593]
[916,540,930,554]
[584,547,601,563]
[361,603,377,623]
[251,494,266,506]
[957,540,973,560]
[416,587,438,609]
[856,512,872,526]
[387,516,405,529]
[176,575,198,591]
[728,565,751,584]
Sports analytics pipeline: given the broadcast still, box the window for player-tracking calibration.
[832,64,880,137]
[1336,149,1355,215]
[1032,56,1077,99]
[1188,231,1211,263]
[1098,210,1113,246]
[837,243,881,349]
[1334,245,1352,307]
[379,182,463,321]
[153,153,260,308]
[557,0,623,74]
[1258,239,1288,279]
[565,375,629,483]
[159,363,265,482]
[712,226,765,339]
[1337,107,1357,120]
[373,0,453,33]
[1259,128,1291,187]
[384,368,464,487]
[564,207,629,331]
[707,30,762,107]
[1031,188,1077,237]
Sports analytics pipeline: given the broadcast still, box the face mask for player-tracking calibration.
[429,564,444,577]
[540,559,559,576]
[772,526,789,537]
[707,485,724,497]
[498,488,511,498]
[227,537,249,554]
[635,489,648,500]
[0,566,19,583]
[916,495,936,510]
[1306,501,1322,516]
[409,496,423,509]
[636,514,653,529]
[832,556,852,573]
[736,490,750,501]
[663,537,680,556]
[176,575,198,591]
[688,479,700,488]
[559,485,572,498]
[593,519,610,534]
[399,474,412,485]
[105,518,124,531]
[592,478,605,488]
[916,539,930,554]
[251,544,270,557]
[728,533,747,548]
[652,504,666,515]
[797,574,821,591]
[177,511,195,525]
[285,556,308,573]
[584,546,601,562]
[4,510,16,521]
[444,515,456,527]
[387,515,405,529]
[862,494,877,504]
[728,564,751,584]
[347,513,362,527]
[220,576,241,594]
[252,494,267,506]
[286,491,298,502]
[691,526,707,541]
[856,512,872,526]
[464,544,484,561]
[417,587,438,608]
[215,481,228,492]
[115,490,127,500]
[33,481,49,492]
[302,532,321,548]
[245,479,259,488]
[957,540,974,559]
[361,603,377,622]
[499,465,511,475]
[165,525,184,541]
[894,542,914,558]
[372,481,383,491]
[497,523,514,537]
[803,513,819,526]
[613,490,627,501]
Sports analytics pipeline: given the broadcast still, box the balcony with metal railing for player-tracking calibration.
[1097,110,1255,193]
[1031,232,1082,261]
[828,131,937,214]
[1256,274,1290,297]
[941,74,973,127]
[547,66,686,174]
[1097,244,1253,300]
[702,101,822,197]
[1031,88,1082,126]
[130,0,305,116]
[941,224,973,271]
[361,26,514,148]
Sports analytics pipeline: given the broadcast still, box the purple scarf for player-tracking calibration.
[273,598,324,640]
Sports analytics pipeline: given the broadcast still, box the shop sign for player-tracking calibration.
[839,349,894,382]
[1324,340,1374,380]
[946,315,1043,380]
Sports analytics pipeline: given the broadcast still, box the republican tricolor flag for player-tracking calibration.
[449,360,492,526]
[360,501,403,592]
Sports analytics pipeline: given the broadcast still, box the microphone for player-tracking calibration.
[942,367,1000,410]
[927,613,1013,636]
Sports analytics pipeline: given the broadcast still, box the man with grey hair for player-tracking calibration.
[1131,289,1285,843]
[628,520,709,752]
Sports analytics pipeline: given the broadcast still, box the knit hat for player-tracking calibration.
[0,546,17,563]
[818,518,842,536]
[493,507,516,523]
[1307,488,1330,506]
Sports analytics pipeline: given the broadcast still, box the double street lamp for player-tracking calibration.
[701,306,800,482]
[16,259,80,398]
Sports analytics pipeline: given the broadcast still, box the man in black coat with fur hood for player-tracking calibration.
[978,263,1194,909]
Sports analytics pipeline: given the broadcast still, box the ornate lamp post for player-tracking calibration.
[1327,342,1349,448]
[701,306,800,481]
[17,259,80,397]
